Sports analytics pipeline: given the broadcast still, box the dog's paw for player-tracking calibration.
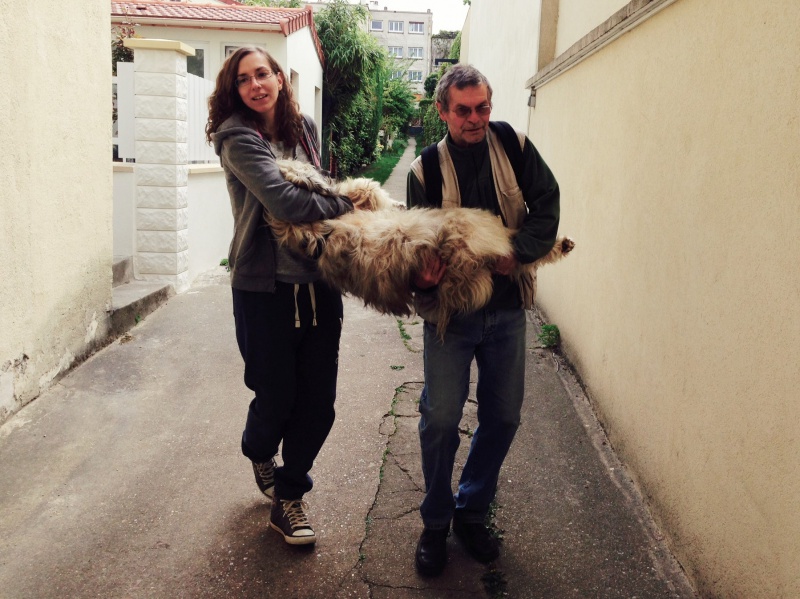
[560,237,575,254]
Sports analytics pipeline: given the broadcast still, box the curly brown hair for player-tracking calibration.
[205,46,303,146]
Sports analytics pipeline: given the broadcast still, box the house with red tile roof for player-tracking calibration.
[111,0,325,123]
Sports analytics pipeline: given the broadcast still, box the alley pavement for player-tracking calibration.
[0,139,698,598]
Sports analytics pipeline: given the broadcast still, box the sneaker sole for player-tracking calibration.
[259,486,275,500]
[269,522,316,545]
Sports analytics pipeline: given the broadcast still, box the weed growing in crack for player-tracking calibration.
[379,447,390,481]
[486,500,505,540]
[481,567,508,598]
[396,319,421,352]
[537,323,560,348]
[387,388,403,417]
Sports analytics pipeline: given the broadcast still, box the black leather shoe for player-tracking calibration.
[415,527,449,576]
[452,519,500,563]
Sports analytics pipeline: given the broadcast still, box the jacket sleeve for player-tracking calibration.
[406,169,429,209]
[511,138,560,264]
[220,129,352,222]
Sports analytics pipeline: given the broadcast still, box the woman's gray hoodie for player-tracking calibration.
[212,114,352,292]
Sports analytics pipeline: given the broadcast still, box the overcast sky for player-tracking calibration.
[357,0,470,34]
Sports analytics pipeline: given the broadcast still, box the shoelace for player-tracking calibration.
[255,461,274,484]
[281,499,311,529]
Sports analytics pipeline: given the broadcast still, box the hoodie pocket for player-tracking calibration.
[235,227,273,279]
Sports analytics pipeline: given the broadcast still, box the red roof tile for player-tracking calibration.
[111,1,324,64]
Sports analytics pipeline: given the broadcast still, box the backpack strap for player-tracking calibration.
[421,122,522,207]
[489,121,524,186]
[420,142,443,207]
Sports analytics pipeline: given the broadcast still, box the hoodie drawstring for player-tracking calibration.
[293,282,318,328]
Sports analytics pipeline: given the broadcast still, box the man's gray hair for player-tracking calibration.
[435,64,493,111]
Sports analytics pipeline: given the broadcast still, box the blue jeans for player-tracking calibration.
[418,308,526,529]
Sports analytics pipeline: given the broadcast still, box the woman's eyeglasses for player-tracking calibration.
[235,70,276,88]
[450,103,492,118]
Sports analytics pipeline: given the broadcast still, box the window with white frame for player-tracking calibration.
[408,70,423,82]
[409,21,424,34]
[389,20,403,33]
[390,71,404,80]
[370,19,383,31]
[388,46,403,58]
[408,46,424,59]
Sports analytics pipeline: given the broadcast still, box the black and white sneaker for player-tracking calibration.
[270,496,316,545]
[252,458,276,499]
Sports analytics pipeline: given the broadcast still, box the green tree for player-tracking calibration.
[449,31,462,61]
[421,63,452,146]
[315,0,387,176]
[382,76,416,141]
[111,13,137,75]
[424,72,439,98]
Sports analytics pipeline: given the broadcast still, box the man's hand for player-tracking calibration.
[493,253,519,276]
[414,255,447,289]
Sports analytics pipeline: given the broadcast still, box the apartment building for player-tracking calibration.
[309,1,433,96]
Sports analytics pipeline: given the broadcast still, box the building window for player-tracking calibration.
[388,46,403,58]
[390,71,404,80]
[408,47,424,59]
[370,20,383,31]
[187,48,205,78]
[389,20,403,33]
[409,70,423,82]
[409,21,424,34]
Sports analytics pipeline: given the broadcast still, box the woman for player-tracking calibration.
[206,47,352,546]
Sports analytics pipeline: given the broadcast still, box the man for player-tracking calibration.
[406,64,560,576]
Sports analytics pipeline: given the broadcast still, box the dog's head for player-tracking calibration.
[337,177,406,212]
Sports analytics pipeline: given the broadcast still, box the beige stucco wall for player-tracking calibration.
[526,1,799,597]
[0,1,113,422]
[555,0,628,54]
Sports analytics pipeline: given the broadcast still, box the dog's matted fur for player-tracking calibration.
[269,159,574,335]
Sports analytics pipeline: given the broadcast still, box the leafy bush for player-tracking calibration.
[538,324,561,348]
[382,77,416,140]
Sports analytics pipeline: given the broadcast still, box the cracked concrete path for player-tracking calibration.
[361,316,697,599]
[0,270,416,599]
[0,267,697,598]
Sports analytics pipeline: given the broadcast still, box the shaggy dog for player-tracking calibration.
[269,159,574,335]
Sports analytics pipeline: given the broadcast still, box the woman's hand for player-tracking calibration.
[414,255,447,289]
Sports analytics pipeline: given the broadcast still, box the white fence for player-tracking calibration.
[186,74,217,163]
[112,64,217,163]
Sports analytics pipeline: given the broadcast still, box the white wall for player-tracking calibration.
[284,27,325,123]
[112,166,136,258]
[461,0,541,130]
[0,0,113,422]
[187,168,234,283]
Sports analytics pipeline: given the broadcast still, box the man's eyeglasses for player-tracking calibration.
[450,103,492,118]
[235,70,276,88]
